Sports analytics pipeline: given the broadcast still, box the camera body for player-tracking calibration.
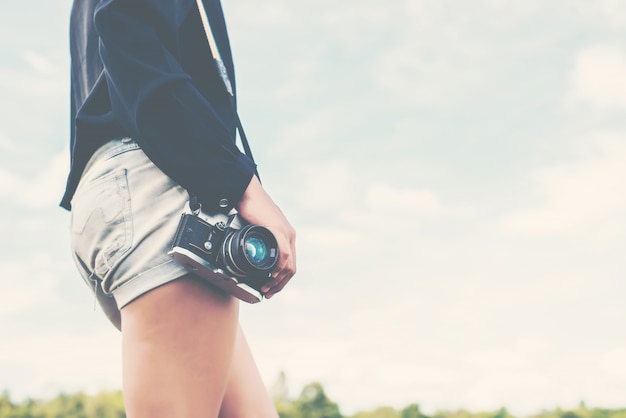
[168,209,278,303]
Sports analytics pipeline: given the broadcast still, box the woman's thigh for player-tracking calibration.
[219,326,278,418]
[120,275,239,418]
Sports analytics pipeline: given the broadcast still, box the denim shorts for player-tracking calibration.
[70,137,190,327]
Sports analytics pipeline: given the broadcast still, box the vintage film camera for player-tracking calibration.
[169,206,279,303]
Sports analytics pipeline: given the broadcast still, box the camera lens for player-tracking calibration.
[245,235,269,266]
[220,225,278,278]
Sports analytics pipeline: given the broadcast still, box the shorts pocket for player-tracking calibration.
[70,168,133,281]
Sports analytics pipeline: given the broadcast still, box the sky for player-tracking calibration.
[1,0,626,415]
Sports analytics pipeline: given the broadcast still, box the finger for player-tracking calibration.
[261,270,285,293]
[263,238,296,297]
[273,258,295,283]
[271,259,296,287]
[265,277,292,299]
[264,267,290,292]
[263,262,294,297]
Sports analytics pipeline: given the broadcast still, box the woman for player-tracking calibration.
[60,0,296,416]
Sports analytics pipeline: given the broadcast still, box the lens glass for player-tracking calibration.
[218,224,278,278]
[245,236,268,266]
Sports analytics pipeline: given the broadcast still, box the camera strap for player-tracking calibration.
[195,0,255,163]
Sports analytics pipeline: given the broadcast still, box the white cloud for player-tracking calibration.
[463,371,552,413]
[374,39,490,108]
[0,55,67,100]
[227,0,299,31]
[274,58,320,100]
[371,0,551,108]
[0,51,69,144]
[272,104,356,158]
[375,362,462,388]
[0,148,69,209]
[0,330,122,401]
[316,0,392,27]
[365,182,441,214]
[299,226,359,248]
[466,348,531,371]
[569,44,626,108]
[0,168,22,199]
[0,132,17,152]
[0,264,56,317]
[292,158,356,213]
[22,50,58,75]
[0,254,69,317]
[500,133,626,236]
[315,0,394,49]
[600,347,626,380]
[568,0,626,32]
[339,182,444,234]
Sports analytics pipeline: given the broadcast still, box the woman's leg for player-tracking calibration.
[219,326,278,418]
[120,274,239,418]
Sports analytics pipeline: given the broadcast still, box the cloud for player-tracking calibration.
[299,226,360,249]
[314,0,394,49]
[569,44,626,108]
[0,253,71,317]
[0,330,122,402]
[374,39,489,108]
[0,263,57,317]
[568,0,626,32]
[370,0,563,108]
[272,104,358,159]
[0,51,67,99]
[0,132,18,152]
[499,133,626,236]
[0,169,22,199]
[600,347,626,380]
[0,48,69,143]
[466,347,532,371]
[0,148,69,209]
[22,50,58,75]
[338,182,445,236]
[273,57,320,100]
[226,0,302,34]
[291,158,356,213]
[463,371,552,413]
[365,182,441,214]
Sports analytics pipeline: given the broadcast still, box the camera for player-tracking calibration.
[168,208,279,303]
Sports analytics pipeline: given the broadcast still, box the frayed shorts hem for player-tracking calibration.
[111,259,189,309]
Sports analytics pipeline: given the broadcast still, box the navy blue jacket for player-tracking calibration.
[61,0,257,212]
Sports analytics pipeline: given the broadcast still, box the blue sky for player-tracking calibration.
[1,0,626,415]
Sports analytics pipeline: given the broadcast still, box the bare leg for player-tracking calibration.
[219,326,278,418]
[120,274,239,418]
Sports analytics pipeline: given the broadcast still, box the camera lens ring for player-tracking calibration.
[219,225,278,278]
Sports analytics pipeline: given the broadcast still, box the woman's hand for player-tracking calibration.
[237,176,296,299]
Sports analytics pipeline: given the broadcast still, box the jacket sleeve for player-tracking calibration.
[94,0,256,212]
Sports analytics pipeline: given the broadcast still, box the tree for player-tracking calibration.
[271,371,290,403]
[86,391,125,418]
[294,382,343,418]
[353,406,400,418]
[271,372,299,418]
[0,392,15,417]
[402,404,425,418]
[492,408,512,418]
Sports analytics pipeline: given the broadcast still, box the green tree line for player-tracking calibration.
[1,376,624,418]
